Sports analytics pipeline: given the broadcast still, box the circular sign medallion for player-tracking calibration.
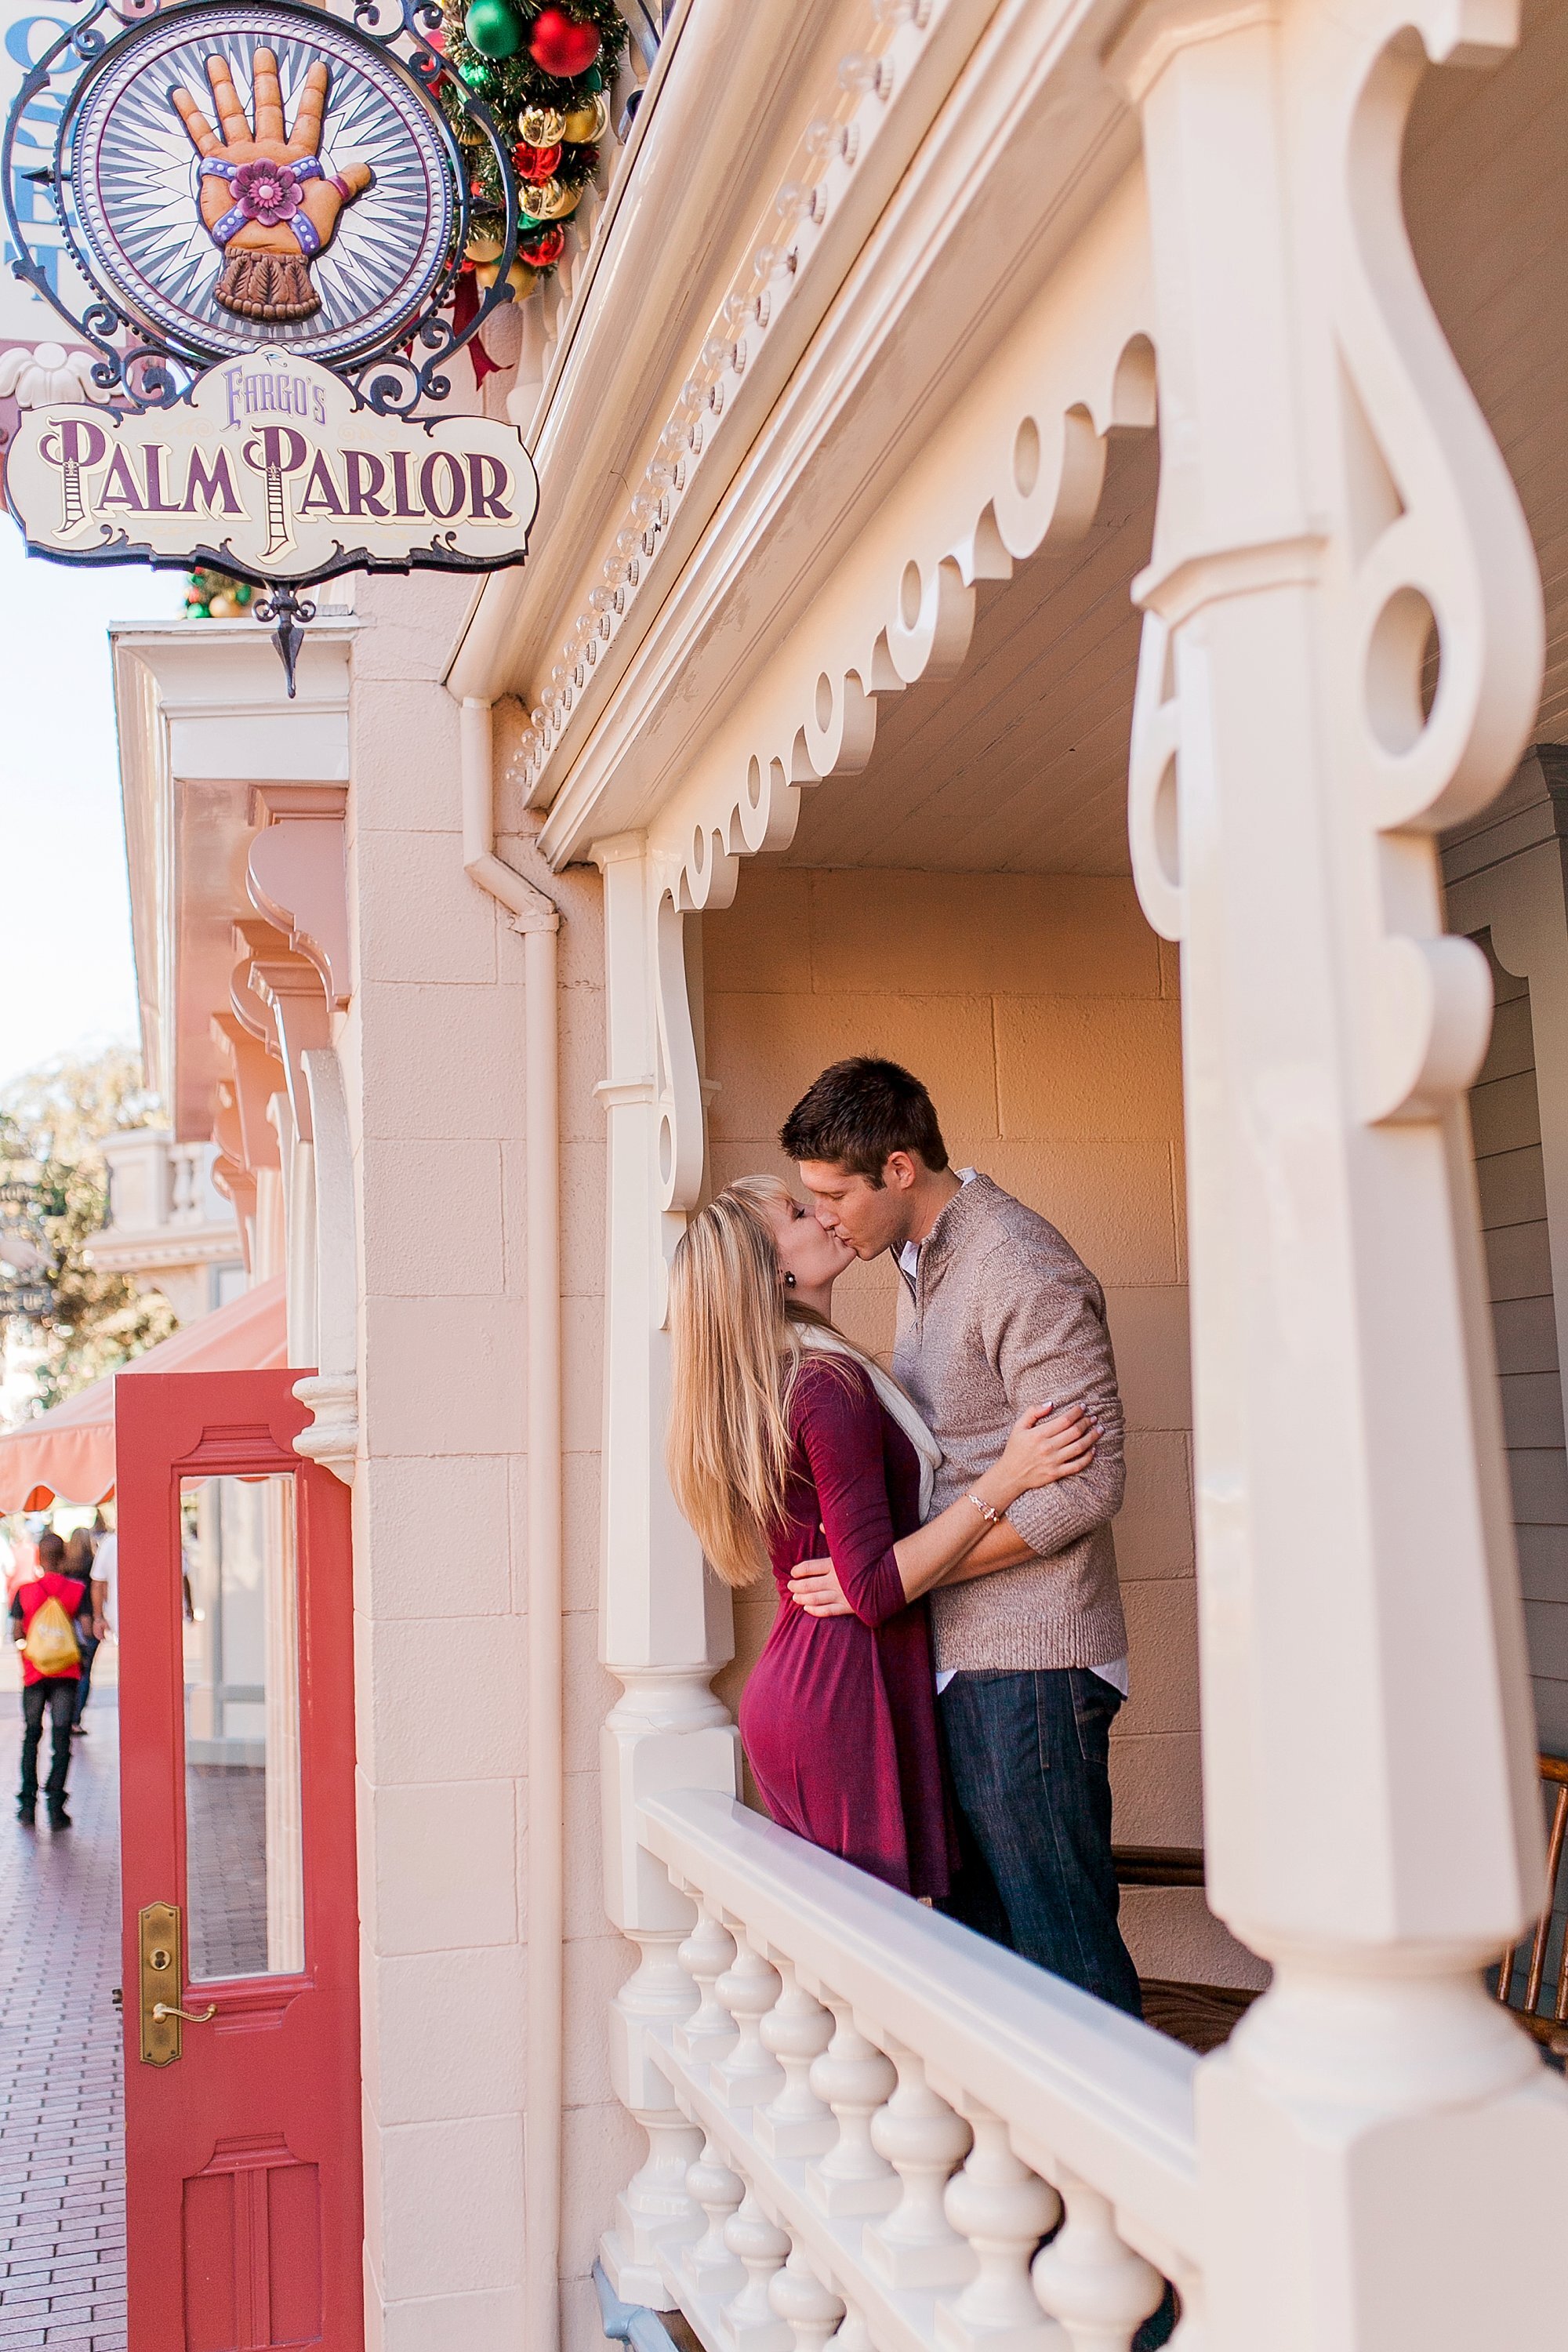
[63,2,458,365]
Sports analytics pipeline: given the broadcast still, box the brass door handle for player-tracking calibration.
[140,1901,211,2064]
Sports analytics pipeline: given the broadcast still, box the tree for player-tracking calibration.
[0,1046,178,1412]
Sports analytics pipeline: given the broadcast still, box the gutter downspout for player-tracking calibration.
[459,693,564,2352]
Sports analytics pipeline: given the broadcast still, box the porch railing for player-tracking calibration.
[630,1788,1203,2352]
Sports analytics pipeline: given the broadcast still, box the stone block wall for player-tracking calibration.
[340,591,634,2352]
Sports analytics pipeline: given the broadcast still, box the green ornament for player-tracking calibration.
[234,583,252,604]
[459,56,495,88]
[463,0,521,60]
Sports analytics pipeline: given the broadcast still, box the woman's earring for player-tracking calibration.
[783,1272,797,1287]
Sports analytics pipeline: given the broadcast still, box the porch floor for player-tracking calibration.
[0,1683,126,2349]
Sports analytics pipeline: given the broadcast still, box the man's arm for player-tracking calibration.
[985,1239,1125,1561]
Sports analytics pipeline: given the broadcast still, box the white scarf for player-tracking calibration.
[797,1323,943,1519]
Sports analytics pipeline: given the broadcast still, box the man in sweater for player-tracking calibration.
[781,1056,1142,2014]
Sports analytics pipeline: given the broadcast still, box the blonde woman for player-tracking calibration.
[666,1178,1100,1900]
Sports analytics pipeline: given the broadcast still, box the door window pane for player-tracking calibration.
[180,1473,305,1980]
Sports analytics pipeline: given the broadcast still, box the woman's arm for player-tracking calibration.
[797,1374,1098,1621]
[789,1406,1098,1615]
[884,1404,1097,1601]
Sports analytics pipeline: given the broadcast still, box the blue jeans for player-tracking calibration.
[938,1668,1143,2017]
[72,1626,98,1725]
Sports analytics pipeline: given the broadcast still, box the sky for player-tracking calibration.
[0,518,183,1095]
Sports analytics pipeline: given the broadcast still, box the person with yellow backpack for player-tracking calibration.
[10,1529,89,1828]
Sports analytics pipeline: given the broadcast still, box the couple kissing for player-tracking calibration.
[667,1056,1141,2017]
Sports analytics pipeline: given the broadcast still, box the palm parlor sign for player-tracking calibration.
[2,0,540,688]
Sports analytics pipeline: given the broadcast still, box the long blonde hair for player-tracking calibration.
[666,1175,859,1589]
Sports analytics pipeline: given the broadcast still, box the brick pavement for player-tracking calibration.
[186,1765,269,1981]
[0,1690,126,2350]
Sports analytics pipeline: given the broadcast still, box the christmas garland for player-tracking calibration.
[184,567,253,619]
[439,0,627,310]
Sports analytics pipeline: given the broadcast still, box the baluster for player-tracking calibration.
[711,1933,784,2109]
[1030,2172,1163,2352]
[939,2106,1062,2351]
[805,2001,897,2218]
[863,2044,974,2288]
[677,2135,746,2306]
[722,2187,793,2352]
[603,1928,704,2293]
[675,1904,739,2063]
[756,1958,834,2157]
[828,2303,873,2352]
[1163,2264,1201,2350]
[769,2244,845,2352]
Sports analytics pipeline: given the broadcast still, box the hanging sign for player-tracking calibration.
[8,345,536,574]
[1,0,539,681]
[0,1,93,343]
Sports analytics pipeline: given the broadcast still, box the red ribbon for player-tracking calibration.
[452,268,502,384]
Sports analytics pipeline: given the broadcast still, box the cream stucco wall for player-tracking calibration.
[339,593,634,2352]
[701,861,1264,1991]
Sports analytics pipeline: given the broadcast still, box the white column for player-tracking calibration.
[1112,2,1568,2344]
[593,832,739,2301]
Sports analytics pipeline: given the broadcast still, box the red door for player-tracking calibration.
[117,1369,362,2352]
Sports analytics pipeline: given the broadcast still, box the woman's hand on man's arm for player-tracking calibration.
[788,1401,1100,1613]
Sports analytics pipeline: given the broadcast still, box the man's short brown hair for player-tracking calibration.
[779,1058,949,1185]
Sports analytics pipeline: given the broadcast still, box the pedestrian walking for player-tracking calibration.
[64,1527,100,1737]
[11,1528,89,1828]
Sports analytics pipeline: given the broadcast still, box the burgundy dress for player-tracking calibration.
[739,1358,959,1900]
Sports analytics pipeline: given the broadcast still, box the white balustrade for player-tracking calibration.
[712,1936,784,2109]
[769,2245,846,2352]
[829,2306,874,2352]
[862,2045,973,2288]
[677,1906,740,2063]
[1030,2176,1163,2352]
[678,2136,746,2306]
[756,1959,835,2158]
[939,2106,1062,2352]
[806,2002,897,2217]
[624,1788,1198,2352]
[723,2188,793,2352]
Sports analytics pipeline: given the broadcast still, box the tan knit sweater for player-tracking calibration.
[891,1174,1128,1674]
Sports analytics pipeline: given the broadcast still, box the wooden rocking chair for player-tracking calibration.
[1494,1752,1568,2059]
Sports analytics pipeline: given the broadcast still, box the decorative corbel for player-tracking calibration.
[209,1012,285,1174]
[210,1085,257,1267]
[245,784,351,1010]
[244,944,332,1146]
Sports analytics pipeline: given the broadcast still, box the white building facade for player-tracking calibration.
[107,2,1568,2347]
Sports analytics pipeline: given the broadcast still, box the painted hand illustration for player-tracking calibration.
[171,48,373,324]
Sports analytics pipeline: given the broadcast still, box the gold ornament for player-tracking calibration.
[560,91,608,143]
[520,176,580,221]
[476,258,539,298]
[517,104,566,144]
[464,228,505,263]
[209,593,238,619]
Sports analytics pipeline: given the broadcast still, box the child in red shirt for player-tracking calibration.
[11,1530,88,1828]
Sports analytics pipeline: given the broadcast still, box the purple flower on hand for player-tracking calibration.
[231,158,303,225]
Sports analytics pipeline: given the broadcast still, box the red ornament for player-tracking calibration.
[519,223,566,268]
[513,139,563,181]
[528,5,600,75]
